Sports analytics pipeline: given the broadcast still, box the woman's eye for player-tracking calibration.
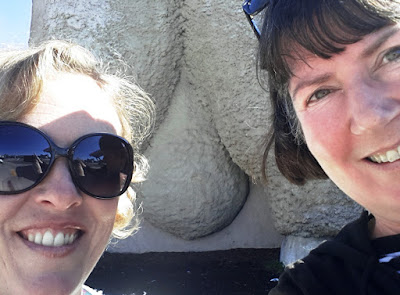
[382,47,400,64]
[308,89,332,103]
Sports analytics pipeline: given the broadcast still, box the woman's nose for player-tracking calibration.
[32,159,83,210]
[349,79,400,135]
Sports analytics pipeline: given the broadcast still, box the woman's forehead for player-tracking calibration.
[20,72,122,140]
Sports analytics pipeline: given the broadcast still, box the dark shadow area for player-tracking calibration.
[86,248,282,295]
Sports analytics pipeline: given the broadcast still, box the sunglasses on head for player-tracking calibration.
[0,121,134,199]
[242,0,270,39]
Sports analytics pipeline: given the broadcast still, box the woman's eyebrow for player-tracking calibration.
[361,26,400,58]
[291,27,400,99]
[291,73,332,99]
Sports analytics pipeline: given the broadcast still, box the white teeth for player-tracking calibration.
[34,232,42,244]
[387,150,400,162]
[380,153,388,162]
[369,146,400,163]
[27,230,79,247]
[64,234,70,245]
[42,230,54,246]
[53,232,65,247]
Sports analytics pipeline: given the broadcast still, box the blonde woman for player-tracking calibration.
[0,40,154,295]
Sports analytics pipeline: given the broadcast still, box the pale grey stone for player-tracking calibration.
[265,155,363,237]
[138,78,249,239]
[181,0,270,181]
[31,0,183,131]
[109,183,282,253]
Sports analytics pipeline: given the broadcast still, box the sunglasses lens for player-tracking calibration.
[0,124,51,193]
[72,135,133,198]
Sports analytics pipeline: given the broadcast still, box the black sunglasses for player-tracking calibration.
[0,121,134,199]
[242,0,269,39]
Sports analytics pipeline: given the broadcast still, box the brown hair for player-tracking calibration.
[259,0,400,185]
[0,40,155,238]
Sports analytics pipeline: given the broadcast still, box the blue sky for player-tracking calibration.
[0,1,32,47]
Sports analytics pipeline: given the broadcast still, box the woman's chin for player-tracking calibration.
[16,273,83,295]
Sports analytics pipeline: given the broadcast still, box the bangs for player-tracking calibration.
[259,0,400,88]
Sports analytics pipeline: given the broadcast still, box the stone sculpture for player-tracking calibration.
[31,0,361,252]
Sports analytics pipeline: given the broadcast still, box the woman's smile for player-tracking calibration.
[368,144,400,163]
[18,227,82,247]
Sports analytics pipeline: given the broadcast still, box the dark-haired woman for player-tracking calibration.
[252,0,400,294]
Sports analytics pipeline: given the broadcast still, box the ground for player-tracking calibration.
[86,248,283,295]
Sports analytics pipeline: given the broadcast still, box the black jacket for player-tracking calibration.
[269,212,400,295]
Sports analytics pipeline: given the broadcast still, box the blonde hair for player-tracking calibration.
[0,40,155,239]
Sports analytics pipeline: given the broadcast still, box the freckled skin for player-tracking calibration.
[0,73,123,295]
[289,25,400,239]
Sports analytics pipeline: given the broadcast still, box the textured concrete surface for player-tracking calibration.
[265,154,362,237]
[181,0,270,180]
[109,183,282,252]
[31,0,183,130]
[30,0,361,250]
[139,80,249,239]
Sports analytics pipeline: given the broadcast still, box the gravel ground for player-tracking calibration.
[85,248,283,295]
